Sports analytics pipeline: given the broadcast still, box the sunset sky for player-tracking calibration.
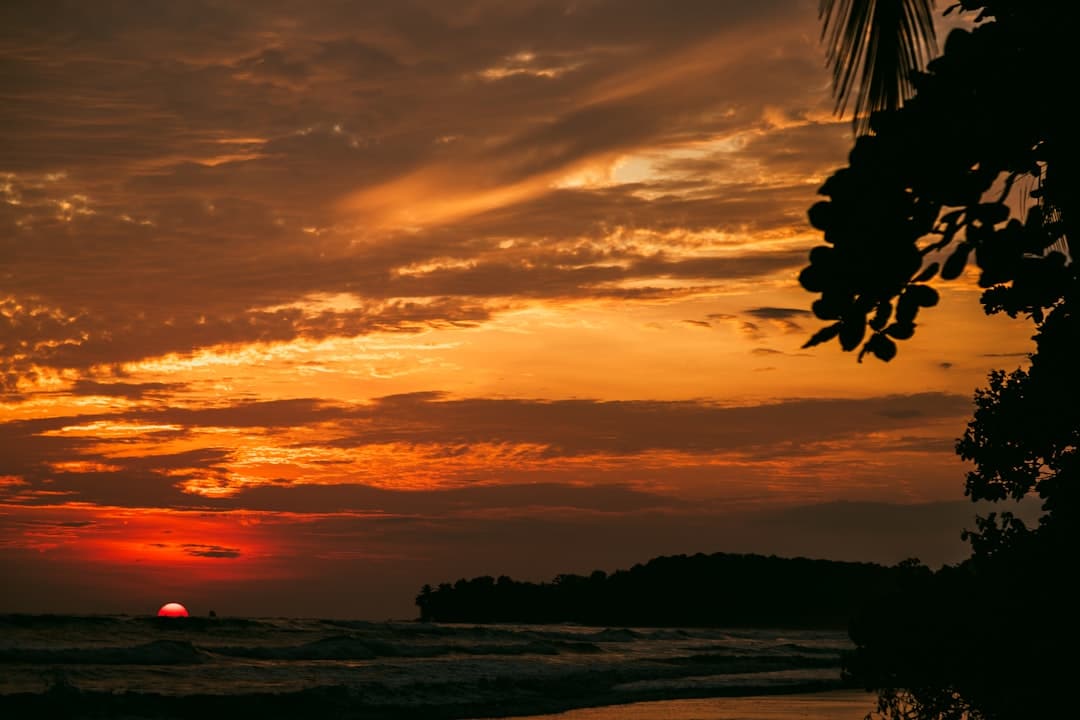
[1,0,1035,619]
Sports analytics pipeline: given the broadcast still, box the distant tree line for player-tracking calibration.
[415,552,912,628]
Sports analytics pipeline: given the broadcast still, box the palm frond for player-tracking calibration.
[820,0,937,134]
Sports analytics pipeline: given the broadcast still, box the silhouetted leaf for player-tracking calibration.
[809,245,834,265]
[908,284,939,307]
[819,0,937,134]
[813,298,843,320]
[866,333,898,361]
[818,167,852,198]
[1026,203,1043,223]
[914,263,939,283]
[799,247,834,292]
[973,202,1009,225]
[808,201,833,231]
[838,316,867,351]
[884,321,915,339]
[896,292,920,325]
[869,301,892,331]
[799,265,824,292]
[802,322,842,348]
[941,242,971,279]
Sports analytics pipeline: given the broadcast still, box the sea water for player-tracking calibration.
[0,615,859,718]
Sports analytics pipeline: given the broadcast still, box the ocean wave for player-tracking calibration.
[0,614,124,630]
[657,652,839,672]
[587,628,642,642]
[0,668,852,720]
[0,615,855,717]
[0,613,275,633]
[209,635,603,661]
[773,641,850,656]
[0,640,206,666]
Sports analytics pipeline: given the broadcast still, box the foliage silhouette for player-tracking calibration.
[846,540,1076,719]
[804,1,1074,365]
[819,0,938,133]
[805,2,1079,717]
[417,552,908,629]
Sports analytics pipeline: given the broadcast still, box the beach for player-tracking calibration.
[490,691,876,720]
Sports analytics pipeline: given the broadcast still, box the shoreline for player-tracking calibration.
[2,616,858,719]
[481,689,878,720]
[1,682,873,720]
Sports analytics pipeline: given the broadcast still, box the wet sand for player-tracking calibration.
[490,690,876,720]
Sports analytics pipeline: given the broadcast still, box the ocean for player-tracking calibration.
[0,614,868,719]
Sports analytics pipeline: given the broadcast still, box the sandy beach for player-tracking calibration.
[490,690,877,720]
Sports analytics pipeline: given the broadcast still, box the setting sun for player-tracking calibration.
[156,602,189,618]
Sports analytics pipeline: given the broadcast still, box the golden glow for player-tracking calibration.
[0,1,1042,616]
[47,422,183,437]
[49,461,125,473]
[340,166,550,229]
[478,51,583,80]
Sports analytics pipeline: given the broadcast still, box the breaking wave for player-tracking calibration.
[0,615,854,719]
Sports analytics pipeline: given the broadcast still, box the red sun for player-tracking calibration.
[157,602,189,617]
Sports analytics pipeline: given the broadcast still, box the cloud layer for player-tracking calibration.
[1,0,841,385]
[0,1,1033,617]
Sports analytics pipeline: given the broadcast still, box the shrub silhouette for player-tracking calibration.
[803,3,1079,717]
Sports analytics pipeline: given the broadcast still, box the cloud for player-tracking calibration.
[2,230,807,384]
[68,380,188,399]
[745,306,812,320]
[0,0,1045,622]
[0,0,837,384]
[300,391,971,458]
[700,306,815,340]
[215,482,679,516]
[7,391,972,460]
[0,391,971,510]
[738,321,763,339]
[744,306,811,333]
[182,543,241,559]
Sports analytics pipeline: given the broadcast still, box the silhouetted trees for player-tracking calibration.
[807,0,1080,556]
[805,2,1079,717]
[804,1,1075,364]
[417,552,907,628]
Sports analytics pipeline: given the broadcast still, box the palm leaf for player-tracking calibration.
[820,0,938,133]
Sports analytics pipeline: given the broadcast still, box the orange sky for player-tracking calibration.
[0,0,1034,618]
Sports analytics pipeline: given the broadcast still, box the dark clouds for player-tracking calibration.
[182,543,241,559]
[333,391,969,456]
[0,391,970,510]
[745,306,812,320]
[9,390,971,453]
[0,0,837,383]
